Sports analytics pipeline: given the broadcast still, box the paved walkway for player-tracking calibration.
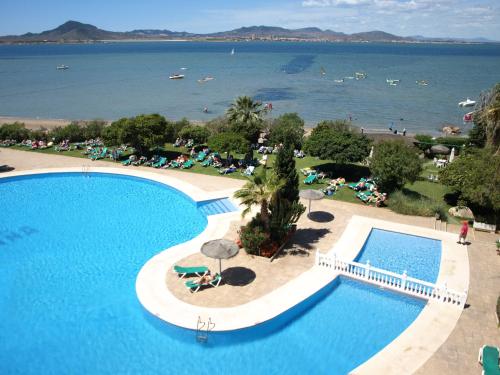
[2,147,499,374]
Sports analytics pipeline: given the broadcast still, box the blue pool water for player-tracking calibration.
[355,229,441,282]
[1,173,426,374]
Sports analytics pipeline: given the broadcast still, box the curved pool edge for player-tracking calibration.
[137,214,469,375]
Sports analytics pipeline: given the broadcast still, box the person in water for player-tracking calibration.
[203,107,208,113]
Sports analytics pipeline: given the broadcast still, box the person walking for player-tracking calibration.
[458,221,469,245]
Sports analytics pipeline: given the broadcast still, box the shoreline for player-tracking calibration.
[0,114,448,140]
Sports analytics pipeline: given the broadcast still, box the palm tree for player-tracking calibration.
[234,169,284,230]
[227,96,265,125]
[226,96,266,143]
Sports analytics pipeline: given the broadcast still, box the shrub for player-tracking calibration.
[304,120,371,163]
[370,140,422,192]
[268,113,305,149]
[49,122,85,143]
[387,190,446,218]
[207,132,249,155]
[178,125,210,145]
[0,122,30,141]
[83,120,107,139]
[239,224,268,256]
[414,134,434,152]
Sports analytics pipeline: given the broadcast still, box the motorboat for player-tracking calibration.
[197,76,215,83]
[416,80,428,86]
[56,65,69,70]
[458,98,476,107]
[386,79,400,85]
[180,67,188,70]
[169,74,185,80]
[355,72,367,80]
[334,79,344,83]
[344,76,355,80]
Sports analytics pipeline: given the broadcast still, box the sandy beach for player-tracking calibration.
[0,116,111,130]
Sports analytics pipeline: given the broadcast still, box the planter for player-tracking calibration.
[473,221,496,233]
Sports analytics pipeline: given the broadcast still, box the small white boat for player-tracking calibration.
[320,67,326,76]
[197,76,215,83]
[355,72,367,80]
[458,98,476,107]
[334,79,344,83]
[344,76,355,80]
[56,65,69,70]
[169,74,185,80]
[230,48,235,55]
[416,80,428,86]
[386,79,401,86]
[180,67,188,70]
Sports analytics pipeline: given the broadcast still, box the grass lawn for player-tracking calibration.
[7,144,453,219]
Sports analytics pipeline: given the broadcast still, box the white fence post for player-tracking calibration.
[365,261,370,280]
[401,271,407,291]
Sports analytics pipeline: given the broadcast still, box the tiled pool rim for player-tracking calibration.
[1,168,470,375]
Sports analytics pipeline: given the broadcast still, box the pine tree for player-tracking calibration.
[269,143,305,242]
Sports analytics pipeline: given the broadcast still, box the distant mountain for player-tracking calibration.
[0,21,495,44]
[0,21,125,42]
[408,34,498,43]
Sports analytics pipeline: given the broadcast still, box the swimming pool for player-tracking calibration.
[1,172,428,374]
[355,228,442,282]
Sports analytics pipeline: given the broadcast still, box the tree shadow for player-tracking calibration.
[273,228,331,260]
[311,163,370,181]
[221,267,256,286]
[0,165,14,173]
[307,211,335,223]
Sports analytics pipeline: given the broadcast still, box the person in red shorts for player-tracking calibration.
[458,221,469,245]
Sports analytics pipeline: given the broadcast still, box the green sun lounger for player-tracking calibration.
[173,265,209,279]
[91,147,107,160]
[201,158,213,167]
[182,159,194,169]
[479,345,500,375]
[185,273,222,293]
[304,174,317,184]
[153,157,167,168]
[196,152,206,161]
[121,157,134,166]
[356,191,373,203]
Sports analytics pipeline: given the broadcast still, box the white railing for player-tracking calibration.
[316,252,467,308]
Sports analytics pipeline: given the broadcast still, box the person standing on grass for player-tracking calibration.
[458,221,469,245]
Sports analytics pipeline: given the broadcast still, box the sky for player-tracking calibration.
[1,0,499,40]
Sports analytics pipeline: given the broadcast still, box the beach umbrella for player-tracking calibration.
[201,239,239,274]
[299,189,324,216]
[449,147,455,162]
[430,144,450,155]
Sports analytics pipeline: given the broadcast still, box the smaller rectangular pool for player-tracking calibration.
[355,229,441,282]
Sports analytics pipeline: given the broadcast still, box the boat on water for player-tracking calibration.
[56,65,69,70]
[320,67,326,76]
[458,98,476,107]
[169,74,185,80]
[230,48,235,55]
[344,76,355,80]
[334,79,344,83]
[180,67,188,70]
[197,76,215,83]
[386,79,400,85]
[355,72,367,80]
[416,80,428,86]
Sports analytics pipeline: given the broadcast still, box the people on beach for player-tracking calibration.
[458,221,469,245]
[403,128,407,136]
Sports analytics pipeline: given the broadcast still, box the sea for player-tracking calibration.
[0,41,499,134]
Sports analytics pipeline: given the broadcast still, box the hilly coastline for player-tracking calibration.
[0,20,491,44]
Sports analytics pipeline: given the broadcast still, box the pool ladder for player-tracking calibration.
[196,316,215,343]
[82,165,90,177]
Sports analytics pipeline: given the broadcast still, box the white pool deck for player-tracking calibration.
[1,166,470,375]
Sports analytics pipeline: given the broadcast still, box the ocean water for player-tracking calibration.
[0,41,499,133]
[355,229,442,282]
